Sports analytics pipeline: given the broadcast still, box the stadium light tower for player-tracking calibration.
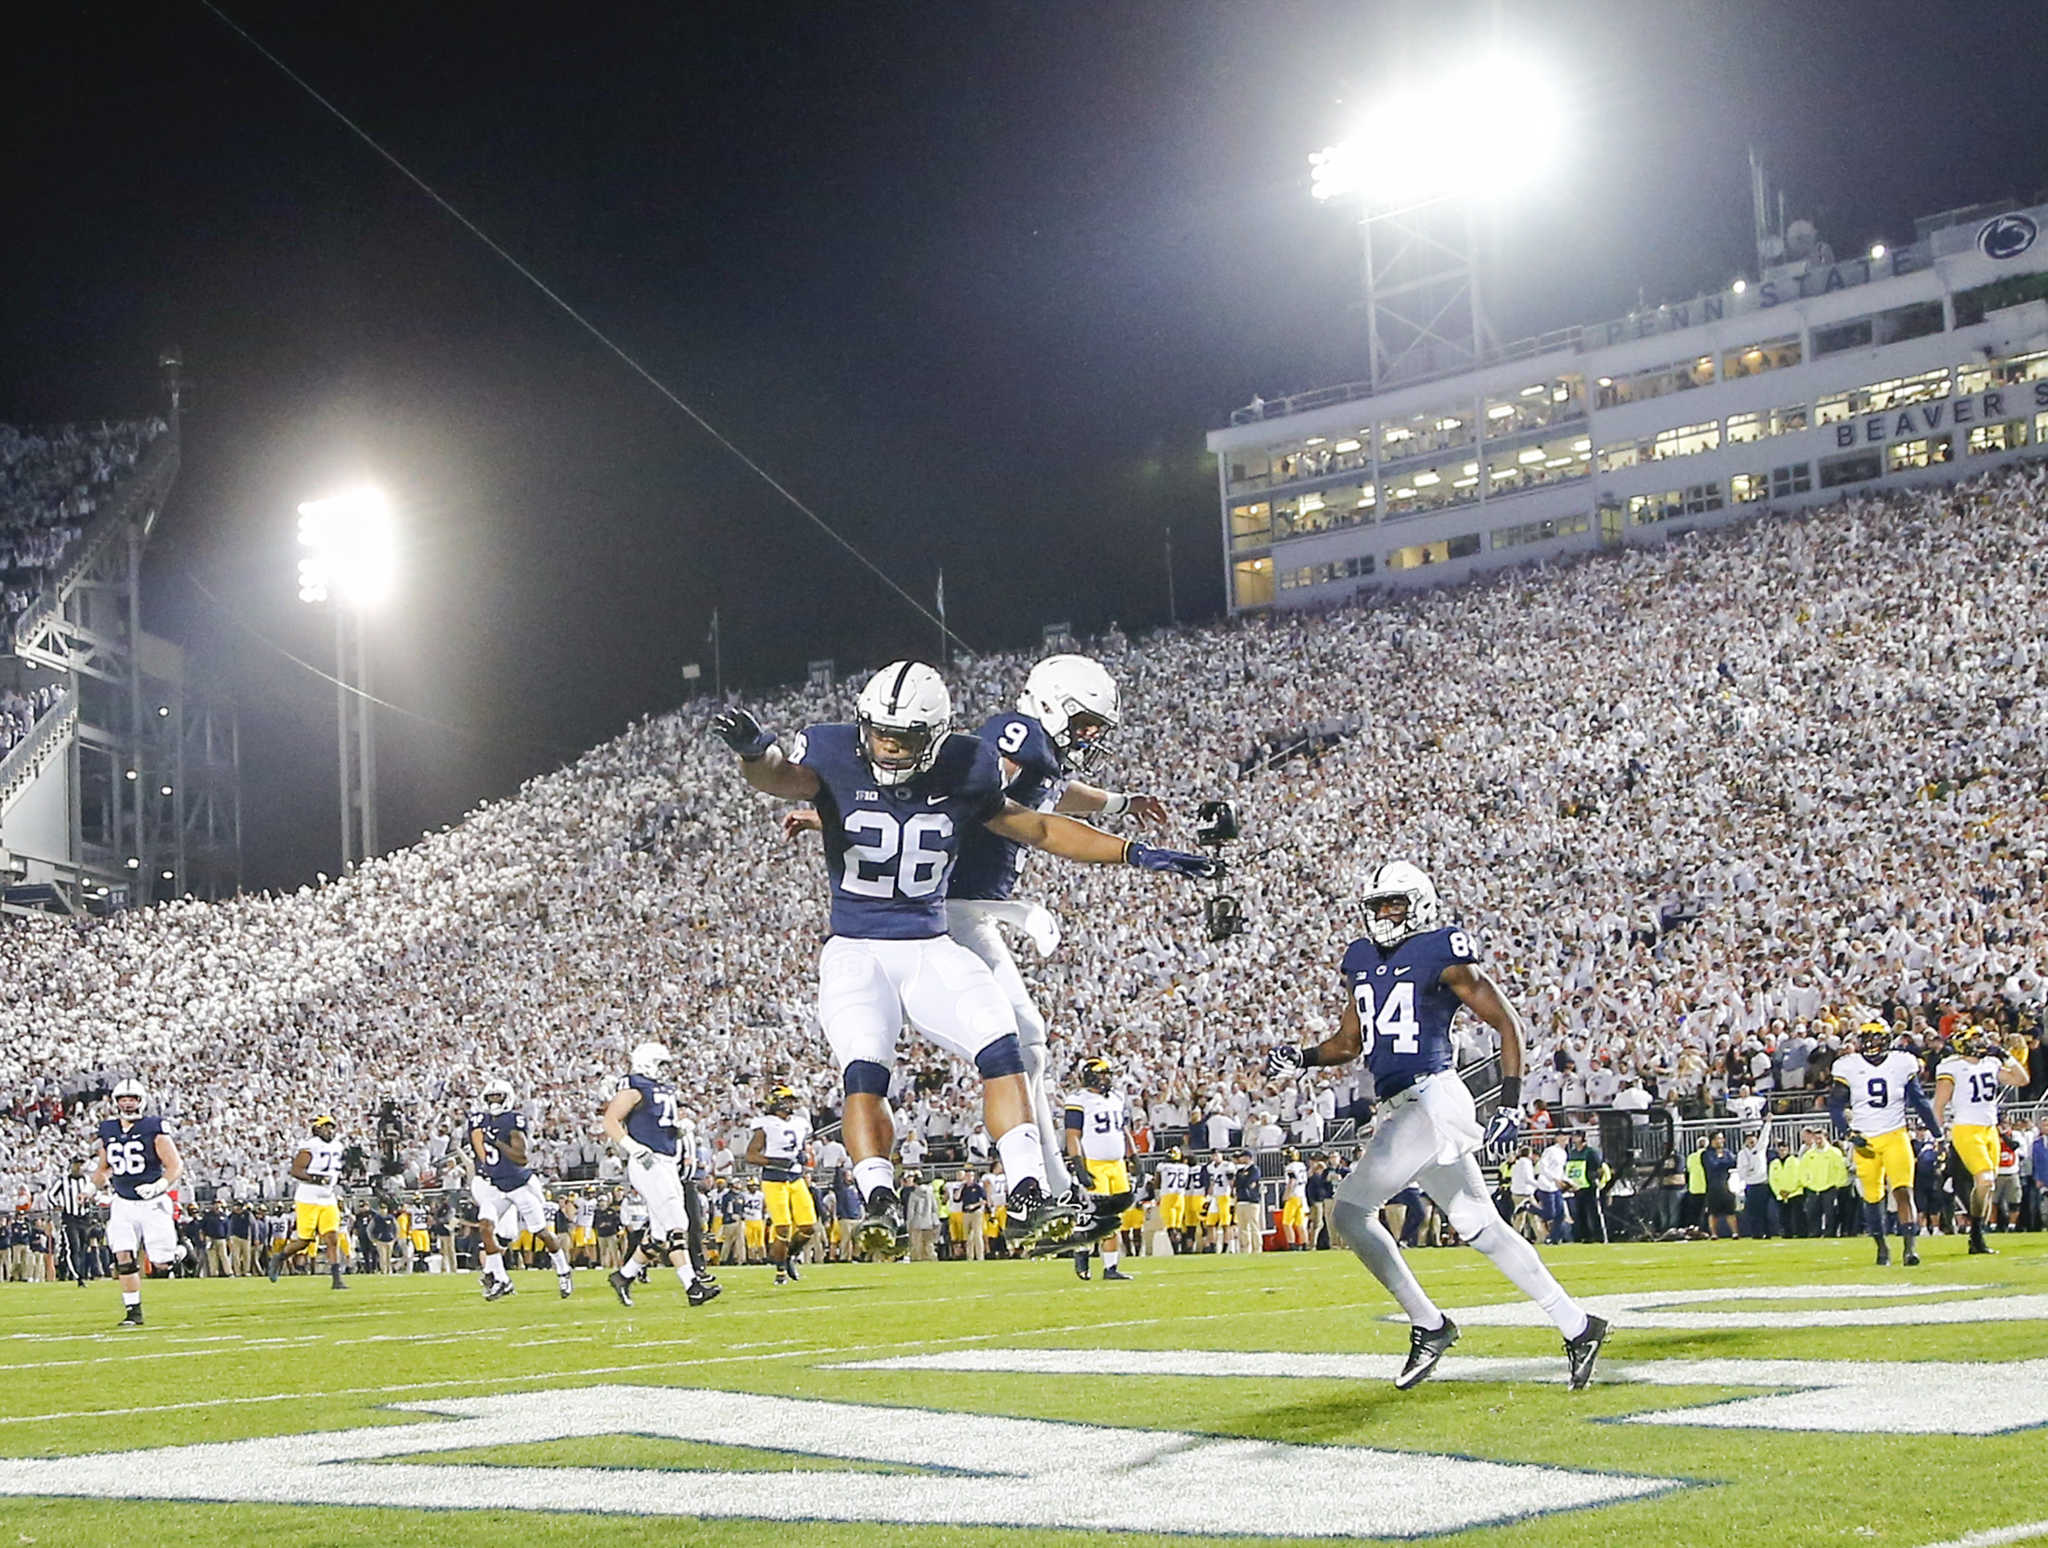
[296,488,394,870]
[1310,50,1563,391]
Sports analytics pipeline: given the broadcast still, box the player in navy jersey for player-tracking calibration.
[92,1078,184,1328]
[468,1077,574,1300]
[601,1041,717,1307]
[712,660,1215,1261]
[1267,862,1609,1391]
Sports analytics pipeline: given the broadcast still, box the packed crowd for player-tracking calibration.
[7,463,2048,1212]
[0,419,166,628]
[0,682,65,760]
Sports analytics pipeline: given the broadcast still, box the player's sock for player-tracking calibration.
[1862,1202,1885,1242]
[674,1258,697,1287]
[618,1259,643,1281]
[484,1252,507,1284]
[1901,1221,1919,1252]
[852,1157,895,1202]
[1337,1210,1444,1329]
[1025,1071,1074,1194]
[122,1290,141,1307]
[1467,1223,1590,1340]
[994,1123,1048,1190]
[549,1249,570,1274]
[1102,1248,1120,1271]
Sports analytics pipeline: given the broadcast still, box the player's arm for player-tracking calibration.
[1932,1074,1954,1130]
[501,1123,529,1168]
[742,1126,770,1170]
[1826,1079,1866,1148]
[781,808,823,841]
[983,801,1217,876]
[154,1133,183,1188]
[1062,1104,1095,1186]
[600,1088,650,1159]
[1443,962,1524,1107]
[709,709,820,800]
[1999,1042,2030,1087]
[90,1141,111,1192]
[1055,782,1169,827]
[1269,992,1365,1078]
[1904,1077,1942,1140]
[288,1146,317,1185]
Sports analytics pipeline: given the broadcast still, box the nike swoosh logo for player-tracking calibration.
[926,793,948,804]
[1394,967,1412,975]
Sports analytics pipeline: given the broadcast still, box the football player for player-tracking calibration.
[946,656,1169,1213]
[601,1041,718,1307]
[712,661,1216,1261]
[1829,1022,1943,1265]
[1268,862,1609,1391]
[468,1076,574,1299]
[746,1086,817,1284]
[1064,1058,1136,1281]
[1280,1148,1310,1249]
[92,1078,183,1329]
[1932,1026,2028,1256]
[1157,1146,1190,1254]
[263,1115,349,1290]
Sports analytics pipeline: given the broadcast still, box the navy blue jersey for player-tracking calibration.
[98,1116,168,1201]
[790,722,1006,939]
[620,1073,680,1157]
[470,1109,532,1190]
[1339,925,1481,1098]
[949,713,1064,902]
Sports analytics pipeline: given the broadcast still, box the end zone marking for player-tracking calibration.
[1914,1522,2048,1548]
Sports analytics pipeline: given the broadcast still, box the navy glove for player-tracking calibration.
[1483,1108,1520,1152]
[710,708,776,760]
[1265,1046,1307,1079]
[1125,843,1222,879]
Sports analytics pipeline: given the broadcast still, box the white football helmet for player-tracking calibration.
[856,661,952,786]
[1361,861,1441,948]
[629,1040,672,1078]
[479,1075,515,1115]
[112,1078,147,1114]
[1018,654,1119,771]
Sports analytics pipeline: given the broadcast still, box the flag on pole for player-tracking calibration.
[935,569,946,622]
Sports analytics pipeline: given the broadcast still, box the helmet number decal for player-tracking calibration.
[840,811,954,899]
[1353,980,1421,1056]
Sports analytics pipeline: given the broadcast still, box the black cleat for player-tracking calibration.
[1004,1181,1076,1254]
[330,1277,349,1291]
[1564,1314,1611,1391]
[1903,1247,1921,1267]
[265,1251,283,1284]
[1969,1237,1997,1256]
[784,1255,801,1283]
[607,1270,635,1307]
[855,1188,909,1261]
[1073,1252,1091,1281]
[1102,1267,1135,1282]
[1394,1317,1459,1390]
[482,1276,515,1302]
[117,1305,144,1330]
[687,1279,721,1306]
[1875,1241,1891,1267]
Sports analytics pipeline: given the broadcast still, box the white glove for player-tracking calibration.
[621,1140,655,1166]
[1265,1045,1307,1079]
[1021,904,1062,959]
[134,1178,170,1201]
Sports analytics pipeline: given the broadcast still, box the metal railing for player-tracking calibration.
[0,687,76,815]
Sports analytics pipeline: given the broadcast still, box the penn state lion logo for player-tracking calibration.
[1977,213,2038,261]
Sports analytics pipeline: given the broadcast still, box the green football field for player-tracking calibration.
[3,1239,2045,1547]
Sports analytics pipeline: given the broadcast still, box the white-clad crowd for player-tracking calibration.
[6,464,2048,1209]
[0,419,165,628]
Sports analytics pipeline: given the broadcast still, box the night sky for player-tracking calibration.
[5,2,2044,892]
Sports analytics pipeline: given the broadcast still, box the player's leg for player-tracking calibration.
[819,938,910,1255]
[1331,1104,1446,1327]
[106,1205,146,1325]
[951,903,1074,1198]
[319,1220,348,1289]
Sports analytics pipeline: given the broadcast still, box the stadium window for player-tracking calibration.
[1386,534,1478,571]
[1870,299,1945,347]
[1769,405,1808,436]
[1596,440,1643,472]
[1725,412,1762,446]
[1953,271,2048,327]
[1627,490,1684,526]
[1598,499,1626,543]
[1993,349,2048,387]
[1227,454,1272,491]
[1818,450,1882,488]
[1652,420,1720,459]
[1379,409,1472,466]
[1863,368,1950,412]
[1278,553,1375,590]
[1770,463,1811,498]
[1812,316,1876,357]
[1729,472,1769,504]
[2039,410,2048,446]
[1491,512,1590,550]
[1446,532,1481,560]
[1888,436,1952,471]
[1955,360,1992,395]
[1682,482,1722,514]
[1230,503,1272,550]
[1720,334,1801,380]
[1232,556,1274,608]
[1966,420,2030,455]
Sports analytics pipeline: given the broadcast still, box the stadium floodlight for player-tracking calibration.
[1309,52,1562,210]
[296,488,396,608]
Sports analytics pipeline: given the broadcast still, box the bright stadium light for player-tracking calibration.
[296,488,396,607]
[1309,52,1563,209]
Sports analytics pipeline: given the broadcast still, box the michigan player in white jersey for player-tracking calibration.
[1933,1026,2028,1255]
[263,1115,349,1290]
[602,1041,717,1307]
[93,1079,184,1328]
[712,662,1215,1262]
[1064,1058,1136,1281]
[746,1086,816,1284]
[1830,1022,1943,1266]
[1269,863,1607,1390]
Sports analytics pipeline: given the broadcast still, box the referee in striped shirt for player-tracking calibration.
[52,1158,96,1287]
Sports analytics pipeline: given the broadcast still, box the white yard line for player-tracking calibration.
[1913,1522,2048,1548]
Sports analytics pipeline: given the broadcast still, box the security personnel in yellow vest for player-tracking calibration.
[1565,1133,1606,1244]
[1769,1140,1806,1237]
[1796,1129,1847,1237]
[1684,1144,1707,1232]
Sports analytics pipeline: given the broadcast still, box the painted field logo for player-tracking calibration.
[0,1384,1679,1536]
[1978,212,2039,261]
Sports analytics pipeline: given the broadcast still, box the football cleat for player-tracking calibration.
[265,1250,284,1284]
[483,1277,515,1302]
[1102,1266,1135,1282]
[607,1270,635,1307]
[1902,1246,1921,1267]
[855,1188,909,1261]
[1875,1241,1892,1267]
[687,1279,721,1306]
[774,1270,787,1286]
[117,1305,144,1330]
[1394,1317,1459,1390]
[1004,1180,1076,1253]
[784,1254,801,1283]
[1564,1315,1611,1391]
[557,1271,574,1299]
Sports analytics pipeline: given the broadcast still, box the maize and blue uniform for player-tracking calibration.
[1833,1049,1929,1200]
[1938,1054,2007,1177]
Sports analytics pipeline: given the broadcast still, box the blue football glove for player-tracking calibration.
[709,707,776,760]
[1483,1108,1520,1152]
[1125,843,1223,880]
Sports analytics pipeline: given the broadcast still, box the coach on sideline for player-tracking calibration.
[54,1157,96,1285]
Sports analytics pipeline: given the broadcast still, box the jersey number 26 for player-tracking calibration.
[842,811,953,899]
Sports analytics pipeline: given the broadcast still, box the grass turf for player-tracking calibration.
[2,1238,2044,1546]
